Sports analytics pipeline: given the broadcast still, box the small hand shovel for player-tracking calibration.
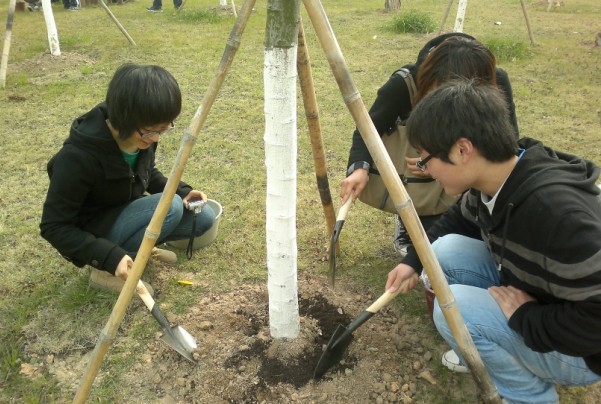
[329,196,354,287]
[136,281,199,365]
[313,276,416,378]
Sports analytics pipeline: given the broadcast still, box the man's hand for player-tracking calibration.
[385,263,419,293]
[489,285,536,319]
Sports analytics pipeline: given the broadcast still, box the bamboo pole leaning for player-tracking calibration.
[99,0,137,46]
[302,0,501,402]
[296,19,337,240]
[72,0,256,402]
[0,0,17,88]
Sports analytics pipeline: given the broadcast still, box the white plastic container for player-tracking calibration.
[167,199,222,250]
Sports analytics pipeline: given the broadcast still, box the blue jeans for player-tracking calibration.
[431,234,601,404]
[105,193,215,257]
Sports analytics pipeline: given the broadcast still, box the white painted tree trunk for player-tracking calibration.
[453,0,468,33]
[219,0,227,7]
[41,0,61,56]
[264,44,300,339]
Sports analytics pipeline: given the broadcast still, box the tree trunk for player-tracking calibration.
[264,0,300,339]
[219,0,227,7]
[384,0,401,12]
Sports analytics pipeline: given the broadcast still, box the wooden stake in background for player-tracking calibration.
[99,0,137,46]
[0,0,17,88]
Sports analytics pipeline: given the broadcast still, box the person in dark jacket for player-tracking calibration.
[40,63,215,293]
[385,79,601,402]
[341,33,519,256]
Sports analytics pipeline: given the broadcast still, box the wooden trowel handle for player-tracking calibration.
[337,195,353,221]
[136,281,155,311]
[366,275,417,314]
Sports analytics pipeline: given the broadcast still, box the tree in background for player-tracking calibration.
[263,0,301,339]
[385,0,401,12]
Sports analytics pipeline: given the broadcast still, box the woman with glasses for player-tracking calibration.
[40,63,215,294]
[340,33,519,256]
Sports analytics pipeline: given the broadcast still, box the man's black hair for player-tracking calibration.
[406,79,518,163]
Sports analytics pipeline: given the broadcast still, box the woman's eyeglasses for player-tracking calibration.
[416,154,433,172]
[137,122,175,139]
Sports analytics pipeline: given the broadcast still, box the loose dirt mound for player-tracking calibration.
[24,271,465,402]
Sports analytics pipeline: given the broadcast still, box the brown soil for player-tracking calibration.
[23,271,476,403]
[21,269,601,403]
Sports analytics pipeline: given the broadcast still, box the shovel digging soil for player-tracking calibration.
[136,281,199,365]
[313,276,416,379]
[328,196,353,288]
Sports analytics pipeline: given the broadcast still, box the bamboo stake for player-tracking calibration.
[438,0,453,34]
[72,1,256,402]
[0,0,17,88]
[99,0,137,46]
[231,0,237,17]
[302,0,501,402]
[520,0,535,45]
[296,19,336,240]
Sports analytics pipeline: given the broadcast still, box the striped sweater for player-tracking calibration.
[403,137,601,375]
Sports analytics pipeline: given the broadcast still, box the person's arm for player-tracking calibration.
[400,191,481,271]
[346,70,413,168]
[505,211,601,357]
[40,150,127,275]
[342,69,413,202]
[495,68,519,138]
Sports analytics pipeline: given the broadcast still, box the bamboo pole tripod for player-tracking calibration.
[74,0,500,401]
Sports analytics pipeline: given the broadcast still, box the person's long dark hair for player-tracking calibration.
[414,36,497,105]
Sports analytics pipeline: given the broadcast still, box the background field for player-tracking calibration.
[1,0,600,402]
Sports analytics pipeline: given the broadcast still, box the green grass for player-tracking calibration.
[483,36,530,62]
[1,0,600,401]
[387,9,437,34]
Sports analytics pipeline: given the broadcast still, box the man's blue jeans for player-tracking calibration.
[106,193,215,257]
[431,234,601,403]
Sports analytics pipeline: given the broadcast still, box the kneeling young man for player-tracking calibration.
[385,79,601,402]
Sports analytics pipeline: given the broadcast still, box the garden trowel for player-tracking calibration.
[313,276,416,378]
[136,281,199,365]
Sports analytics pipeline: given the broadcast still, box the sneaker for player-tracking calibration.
[151,247,177,264]
[442,349,469,373]
[69,6,80,10]
[89,268,154,296]
[146,6,162,12]
[393,215,412,256]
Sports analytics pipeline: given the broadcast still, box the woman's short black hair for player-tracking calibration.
[106,63,182,139]
[407,79,518,163]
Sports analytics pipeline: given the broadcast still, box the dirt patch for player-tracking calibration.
[21,270,601,402]
[23,271,466,402]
